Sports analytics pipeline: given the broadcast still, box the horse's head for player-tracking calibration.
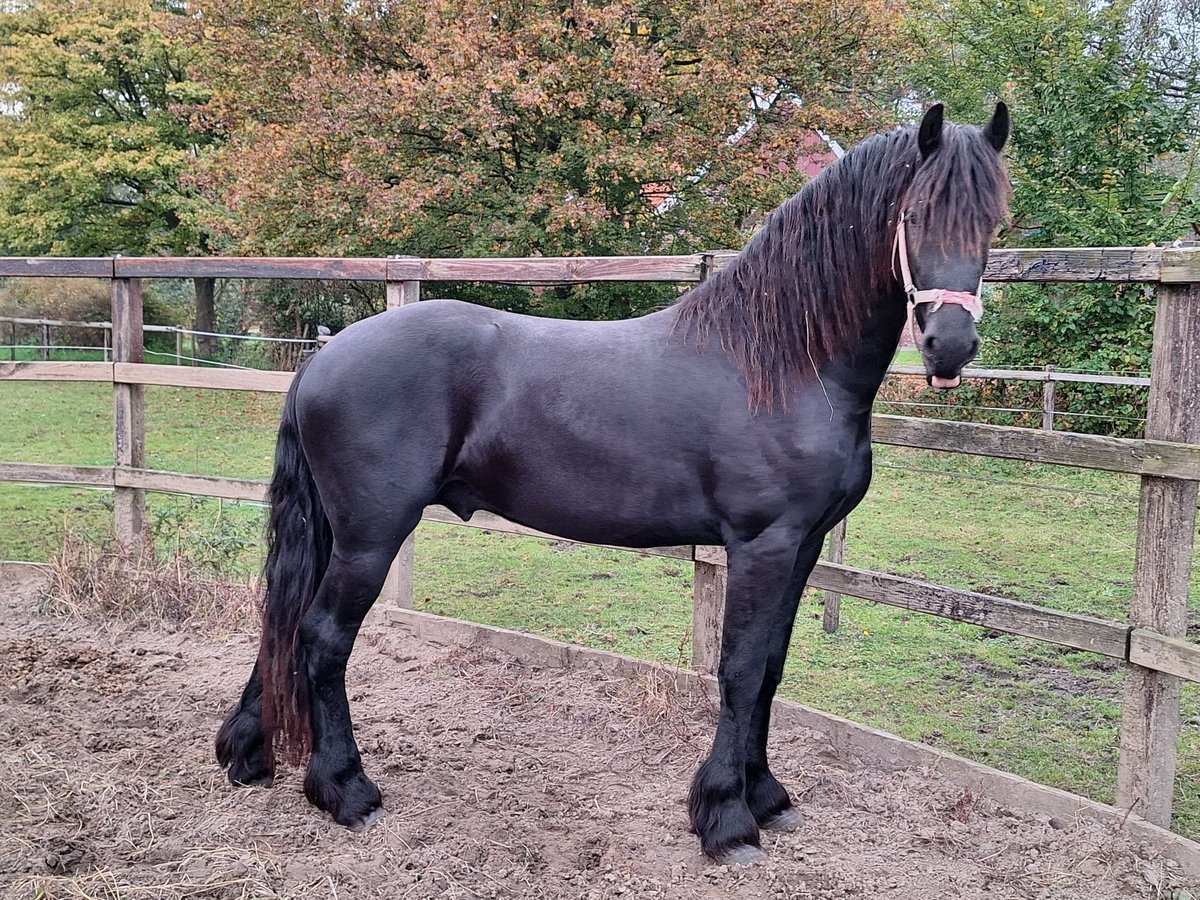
[898,102,1010,388]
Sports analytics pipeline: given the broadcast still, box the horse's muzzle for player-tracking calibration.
[928,374,961,389]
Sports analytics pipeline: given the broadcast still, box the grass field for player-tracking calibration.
[4,375,1200,838]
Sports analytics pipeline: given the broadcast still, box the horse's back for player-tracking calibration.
[296,299,693,421]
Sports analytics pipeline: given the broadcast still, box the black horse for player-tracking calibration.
[217,103,1010,864]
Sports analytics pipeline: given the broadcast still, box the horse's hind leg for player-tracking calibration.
[215,661,273,786]
[298,533,408,829]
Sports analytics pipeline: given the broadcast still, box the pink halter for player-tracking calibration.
[893,213,984,322]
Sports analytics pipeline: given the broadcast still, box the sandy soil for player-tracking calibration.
[0,564,1192,899]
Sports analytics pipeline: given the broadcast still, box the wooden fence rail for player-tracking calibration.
[1,246,1198,831]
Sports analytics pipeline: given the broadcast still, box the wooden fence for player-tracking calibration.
[1,247,1198,831]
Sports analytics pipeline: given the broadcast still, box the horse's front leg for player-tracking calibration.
[744,537,826,832]
[688,531,801,864]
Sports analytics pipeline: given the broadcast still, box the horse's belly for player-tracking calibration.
[436,456,720,550]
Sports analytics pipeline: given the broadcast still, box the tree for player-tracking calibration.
[0,0,215,254]
[0,0,220,337]
[904,0,1200,433]
[187,0,908,321]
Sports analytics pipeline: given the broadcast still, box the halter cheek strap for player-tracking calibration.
[893,213,984,322]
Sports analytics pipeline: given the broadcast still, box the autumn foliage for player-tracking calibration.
[187,0,906,258]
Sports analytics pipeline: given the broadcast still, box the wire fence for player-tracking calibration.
[879,362,1150,438]
[875,461,1141,501]
[0,316,319,371]
[875,398,1148,427]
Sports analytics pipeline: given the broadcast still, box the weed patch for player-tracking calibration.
[43,526,258,633]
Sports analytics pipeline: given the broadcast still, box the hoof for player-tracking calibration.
[229,771,274,789]
[220,747,274,788]
[349,805,386,833]
[305,764,383,831]
[761,807,805,832]
[215,707,274,789]
[716,844,768,866]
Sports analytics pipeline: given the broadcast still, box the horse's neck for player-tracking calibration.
[829,290,909,400]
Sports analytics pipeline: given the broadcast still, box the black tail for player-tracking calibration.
[258,357,332,768]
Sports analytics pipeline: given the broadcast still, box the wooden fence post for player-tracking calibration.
[103,324,110,362]
[690,253,728,672]
[175,328,183,367]
[1042,365,1056,431]
[822,518,848,633]
[112,275,146,554]
[1116,280,1200,827]
[41,322,49,361]
[692,545,727,673]
[380,276,420,610]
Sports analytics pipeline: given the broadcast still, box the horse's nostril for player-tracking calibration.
[924,335,936,352]
[970,338,980,356]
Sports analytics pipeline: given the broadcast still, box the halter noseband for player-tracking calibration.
[893,213,984,323]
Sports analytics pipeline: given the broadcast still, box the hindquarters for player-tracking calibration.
[217,313,456,823]
[217,307,476,773]
[289,302,496,535]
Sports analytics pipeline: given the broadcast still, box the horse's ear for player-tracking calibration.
[918,103,945,159]
[983,101,1010,152]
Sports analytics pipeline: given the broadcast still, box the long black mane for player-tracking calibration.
[673,122,1010,409]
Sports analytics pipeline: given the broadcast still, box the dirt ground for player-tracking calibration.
[1,564,1195,900]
